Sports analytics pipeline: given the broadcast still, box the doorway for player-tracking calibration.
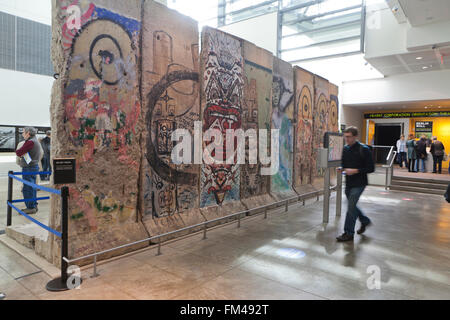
[374,123,402,163]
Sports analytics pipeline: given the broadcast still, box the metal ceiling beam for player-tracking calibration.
[281,35,360,53]
[282,18,361,38]
[283,4,363,26]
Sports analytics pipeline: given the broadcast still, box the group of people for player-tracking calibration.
[396,134,447,174]
[15,127,52,215]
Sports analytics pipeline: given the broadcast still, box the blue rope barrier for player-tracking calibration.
[12,171,52,176]
[8,174,61,195]
[7,202,62,238]
[11,197,51,203]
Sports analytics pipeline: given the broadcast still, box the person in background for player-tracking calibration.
[396,135,407,168]
[39,131,51,181]
[15,127,43,215]
[336,126,375,242]
[415,135,428,173]
[406,134,417,173]
[430,136,445,174]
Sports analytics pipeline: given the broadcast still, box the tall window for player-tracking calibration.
[0,11,53,77]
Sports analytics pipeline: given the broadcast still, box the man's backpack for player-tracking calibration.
[359,143,375,174]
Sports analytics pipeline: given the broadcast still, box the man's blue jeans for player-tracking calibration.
[22,165,39,209]
[40,155,51,180]
[416,158,426,172]
[344,186,370,236]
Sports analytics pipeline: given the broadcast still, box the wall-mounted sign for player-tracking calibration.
[364,111,450,119]
[415,121,433,133]
[53,158,76,184]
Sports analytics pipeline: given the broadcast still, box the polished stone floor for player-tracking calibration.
[0,185,449,300]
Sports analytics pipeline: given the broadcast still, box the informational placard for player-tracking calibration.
[53,158,76,184]
[324,132,344,167]
[415,121,433,133]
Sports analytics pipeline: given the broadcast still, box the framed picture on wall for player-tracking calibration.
[0,126,16,151]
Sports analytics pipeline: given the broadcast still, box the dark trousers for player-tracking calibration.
[40,155,51,180]
[344,186,371,236]
[433,155,443,173]
[398,152,407,167]
[22,165,39,209]
[408,159,416,172]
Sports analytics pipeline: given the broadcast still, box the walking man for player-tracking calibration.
[15,127,43,215]
[39,131,51,181]
[337,127,375,242]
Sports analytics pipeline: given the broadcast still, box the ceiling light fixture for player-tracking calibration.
[423,66,428,69]
[416,57,423,60]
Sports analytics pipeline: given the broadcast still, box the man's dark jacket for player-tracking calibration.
[40,136,51,157]
[416,138,427,159]
[341,141,375,188]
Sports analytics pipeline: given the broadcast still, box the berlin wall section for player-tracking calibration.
[47,0,341,267]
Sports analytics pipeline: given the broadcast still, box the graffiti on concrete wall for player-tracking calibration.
[271,59,294,193]
[59,2,142,235]
[294,68,314,188]
[200,28,243,207]
[311,76,331,181]
[240,59,272,199]
[143,33,200,217]
[142,2,200,218]
[63,6,141,165]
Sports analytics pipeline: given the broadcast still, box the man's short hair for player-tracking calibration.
[344,126,358,137]
[432,136,437,141]
[46,130,51,136]
[23,127,37,137]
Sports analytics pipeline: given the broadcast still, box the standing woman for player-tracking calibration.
[396,135,407,168]
[406,134,417,173]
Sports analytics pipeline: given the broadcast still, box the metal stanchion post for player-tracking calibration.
[336,170,342,217]
[237,213,241,228]
[264,208,267,219]
[91,255,99,278]
[203,223,207,240]
[7,171,13,227]
[323,168,330,223]
[157,238,162,256]
[46,186,82,291]
[285,200,288,212]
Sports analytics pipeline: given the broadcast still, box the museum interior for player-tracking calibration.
[0,0,449,302]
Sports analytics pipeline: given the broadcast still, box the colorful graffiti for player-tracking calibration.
[270,59,294,193]
[240,57,272,199]
[63,7,141,165]
[200,28,243,207]
[294,68,315,187]
[142,3,200,218]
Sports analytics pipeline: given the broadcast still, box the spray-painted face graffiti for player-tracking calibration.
[202,33,243,206]
[64,14,140,164]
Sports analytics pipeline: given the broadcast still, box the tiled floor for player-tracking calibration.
[0,185,449,300]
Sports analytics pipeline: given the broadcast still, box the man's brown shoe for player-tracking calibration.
[357,222,372,235]
[336,233,354,242]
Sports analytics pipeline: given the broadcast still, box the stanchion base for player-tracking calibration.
[46,277,83,292]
